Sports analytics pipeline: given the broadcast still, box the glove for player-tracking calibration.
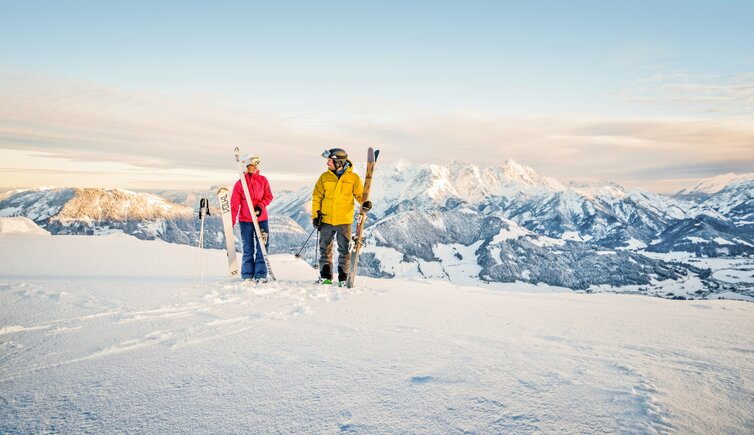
[254,205,262,217]
[361,200,372,212]
[312,211,323,229]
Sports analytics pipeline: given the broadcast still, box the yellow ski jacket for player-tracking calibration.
[312,162,364,226]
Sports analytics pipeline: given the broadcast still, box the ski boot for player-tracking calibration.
[318,265,333,285]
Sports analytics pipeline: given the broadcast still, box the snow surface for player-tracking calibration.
[617,238,648,251]
[0,216,50,236]
[1,229,753,433]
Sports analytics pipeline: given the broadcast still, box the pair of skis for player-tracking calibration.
[216,147,276,281]
[216,187,239,278]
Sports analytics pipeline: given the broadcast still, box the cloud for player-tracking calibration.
[1,74,753,194]
[620,68,754,114]
[341,114,754,193]
[0,74,348,189]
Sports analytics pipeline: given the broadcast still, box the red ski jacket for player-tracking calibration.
[231,170,273,225]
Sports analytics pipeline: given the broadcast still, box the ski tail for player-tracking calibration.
[217,187,239,277]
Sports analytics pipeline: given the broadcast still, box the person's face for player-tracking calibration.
[246,163,257,173]
[326,159,335,170]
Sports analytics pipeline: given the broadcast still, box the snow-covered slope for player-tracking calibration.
[677,172,754,199]
[0,187,75,221]
[0,216,50,236]
[275,159,737,252]
[359,211,699,291]
[0,187,192,222]
[700,180,754,223]
[0,188,310,253]
[0,234,752,433]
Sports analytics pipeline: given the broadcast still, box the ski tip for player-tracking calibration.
[374,149,380,161]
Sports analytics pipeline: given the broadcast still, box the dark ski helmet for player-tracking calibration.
[322,148,347,160]
[322,148,348,169]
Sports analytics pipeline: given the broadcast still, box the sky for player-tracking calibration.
[1,0,753,193]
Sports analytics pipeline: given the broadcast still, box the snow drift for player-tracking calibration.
[0,216,50,236]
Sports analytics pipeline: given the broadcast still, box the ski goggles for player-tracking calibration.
[322,149,347,160]
[241,155,261,166]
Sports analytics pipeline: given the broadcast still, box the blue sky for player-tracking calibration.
[1,1,753,192]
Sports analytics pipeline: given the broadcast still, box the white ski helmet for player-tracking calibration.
[241,155,260,167]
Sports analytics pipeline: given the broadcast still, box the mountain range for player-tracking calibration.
[2,160,752,297]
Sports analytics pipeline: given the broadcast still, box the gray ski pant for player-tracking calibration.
[318,223,351,279]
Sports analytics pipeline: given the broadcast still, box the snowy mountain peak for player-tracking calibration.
[677,172,754,197]
[392,158,412,172]
[484,160,567,193]
[447,160,480,175]
[500,159,533,177]
[570,182,627,200]
[574,184,628,201]
[698,179,754,222]
[0,187,193,224]
[55,188,193,222]
[367,158,588,214]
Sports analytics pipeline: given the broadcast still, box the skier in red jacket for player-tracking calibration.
[231,155,273,282]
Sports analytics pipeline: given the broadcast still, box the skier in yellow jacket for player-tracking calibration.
[312,148,373,285]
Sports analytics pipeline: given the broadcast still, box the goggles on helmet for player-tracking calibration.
[321,148,347,160]
[241,155,261,167]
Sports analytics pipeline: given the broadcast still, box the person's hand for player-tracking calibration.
[362,200,373,212]
[254,205,262,217]
[312,211,323,229]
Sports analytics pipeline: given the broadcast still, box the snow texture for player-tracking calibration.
[1,228,753,433]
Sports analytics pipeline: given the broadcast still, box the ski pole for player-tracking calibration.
[294,227,317,258]
[314,228,320,269]
[193,198,210,287]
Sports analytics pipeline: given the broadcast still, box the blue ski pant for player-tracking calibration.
[239,220,269,279]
